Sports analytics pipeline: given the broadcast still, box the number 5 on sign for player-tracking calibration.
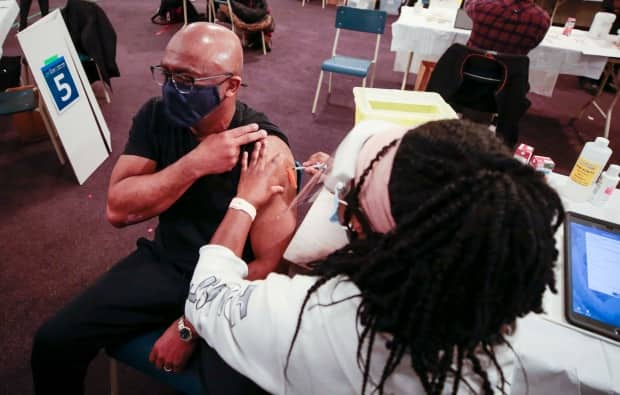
[41,55,80,113]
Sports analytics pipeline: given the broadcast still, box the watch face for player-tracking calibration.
[180,328,191,341]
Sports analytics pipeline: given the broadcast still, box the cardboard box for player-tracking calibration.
[513,143,534,164]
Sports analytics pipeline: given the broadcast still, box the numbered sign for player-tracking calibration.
[41,55,80,113]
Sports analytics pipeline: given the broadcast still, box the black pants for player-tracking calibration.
[31,238,264,395]
[19,0,49,30]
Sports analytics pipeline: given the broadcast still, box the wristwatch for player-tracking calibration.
[177,316,194,342]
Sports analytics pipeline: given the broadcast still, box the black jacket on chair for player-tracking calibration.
[62,0,120,87]
[426,43,530,147]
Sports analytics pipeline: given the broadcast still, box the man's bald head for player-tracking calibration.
[163,23,243,76]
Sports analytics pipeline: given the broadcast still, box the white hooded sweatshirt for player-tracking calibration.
[185,244,515,395]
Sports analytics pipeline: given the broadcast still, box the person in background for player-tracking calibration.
[19,0,49,31]
[466,0,550,55]
[31,23,296,395]
[185,119,565,394]
[216,0,275,51]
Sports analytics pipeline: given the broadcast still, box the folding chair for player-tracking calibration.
[572,59,620,139]
[206,0,235,33]
[78,53,111,104]
[0,85,66,164]
[427,43,530,147]
[311,6,387,114]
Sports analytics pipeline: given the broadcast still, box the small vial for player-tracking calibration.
[563,17,576,36]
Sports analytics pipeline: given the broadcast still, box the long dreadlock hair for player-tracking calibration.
[286,120,565,394]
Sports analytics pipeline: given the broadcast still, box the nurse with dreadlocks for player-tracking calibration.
[184,119,565,394]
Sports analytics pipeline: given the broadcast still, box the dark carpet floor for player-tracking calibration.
[1,0,619,394]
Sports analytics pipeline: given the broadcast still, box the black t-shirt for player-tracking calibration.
[123,98,288,274]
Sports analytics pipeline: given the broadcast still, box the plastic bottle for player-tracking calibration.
[563,17,576,36]
[563,137,613,202]
[591,164,620,206]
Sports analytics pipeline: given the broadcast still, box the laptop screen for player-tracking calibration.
[568,220,620,328]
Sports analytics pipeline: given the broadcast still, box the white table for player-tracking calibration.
[0,0,19,59]
[510,172,620,395]
[391,6,620,97]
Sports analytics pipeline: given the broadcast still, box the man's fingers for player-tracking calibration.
[258,140,267,170]
[240,151,248,171]
[227,123,260,138]
[250,142,261,167]
[235,129,267,146]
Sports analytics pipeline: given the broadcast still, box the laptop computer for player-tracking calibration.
[454,0,473,30]
[564,211,620,343]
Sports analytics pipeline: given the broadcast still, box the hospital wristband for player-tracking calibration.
[229,197,257,222]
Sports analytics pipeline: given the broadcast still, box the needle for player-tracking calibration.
[291,163,326,171]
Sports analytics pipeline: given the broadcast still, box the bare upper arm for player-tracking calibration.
[249,136,298,271]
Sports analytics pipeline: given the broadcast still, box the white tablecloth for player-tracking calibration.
[0,0,19,58]
[391,7,620,96]
[510,172,620,394]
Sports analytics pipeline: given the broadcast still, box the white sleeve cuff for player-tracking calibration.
[197,244,249,278]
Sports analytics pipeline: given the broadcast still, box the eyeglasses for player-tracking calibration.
[150,65,233,94]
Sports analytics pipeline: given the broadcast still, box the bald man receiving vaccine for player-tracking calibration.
[31,23,296,395]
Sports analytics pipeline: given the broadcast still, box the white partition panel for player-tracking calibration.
[17,9,111,184]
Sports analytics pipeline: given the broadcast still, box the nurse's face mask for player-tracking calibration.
[151,65,233,128]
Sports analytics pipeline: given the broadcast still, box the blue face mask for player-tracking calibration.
[162,80,221,128]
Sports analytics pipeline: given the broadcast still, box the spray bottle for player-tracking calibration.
[591,164,620,206]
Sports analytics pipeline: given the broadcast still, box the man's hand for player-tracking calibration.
[187,123,268,177]
[148,319,197,373]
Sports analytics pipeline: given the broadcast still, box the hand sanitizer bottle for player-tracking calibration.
[563,137,612,202]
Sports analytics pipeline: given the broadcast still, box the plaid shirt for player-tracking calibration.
[465,0,550,55]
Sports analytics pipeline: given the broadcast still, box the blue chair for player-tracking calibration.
[107,329,205,395]
[0,88,37,115]
[311,6,387,114]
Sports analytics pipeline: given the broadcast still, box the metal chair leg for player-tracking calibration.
[261,31,267,55]
[370,63,377,88]
[312,70,324,114]
[328,72,332,94]
[362,77,367,87]
[93,63,111,104]
[401,51,413,90]
[207,0,215,22]
[604,90,619,139]
[110,358,119,395]
[574,61,619,139]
